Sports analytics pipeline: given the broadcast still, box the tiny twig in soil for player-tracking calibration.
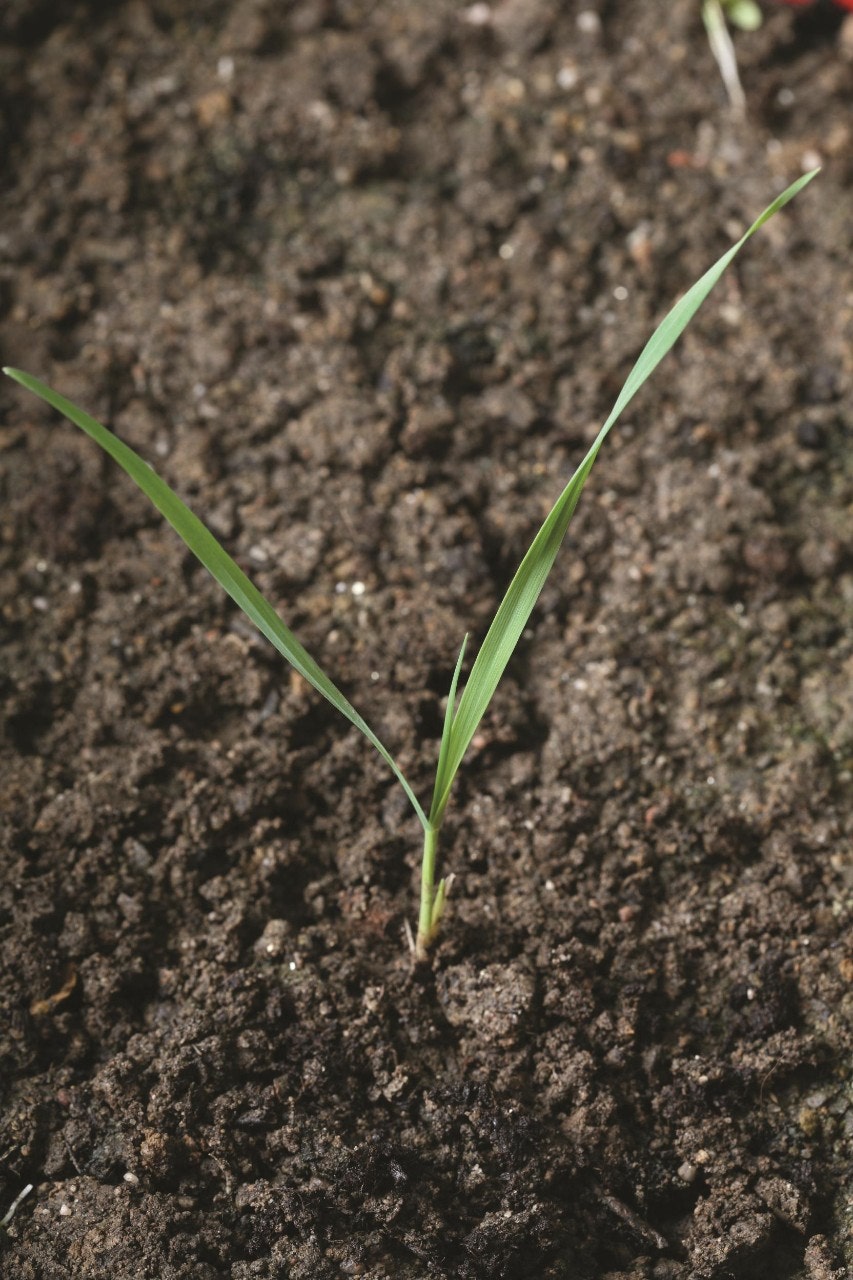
[1,1183,34,1231]
[594,1180,669,1251]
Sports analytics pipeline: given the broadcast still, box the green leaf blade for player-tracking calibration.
[430,632,468,825]
[431,170,818,820]
[3,368,428,829]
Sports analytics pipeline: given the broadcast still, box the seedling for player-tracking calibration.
[4,173,816,959]
[705,0,853,113]
[703,0,762,114]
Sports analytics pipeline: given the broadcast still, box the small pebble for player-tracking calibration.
[577,10,601,34]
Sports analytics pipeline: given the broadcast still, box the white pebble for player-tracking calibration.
[463,3,492,25]
[577,10,601,34]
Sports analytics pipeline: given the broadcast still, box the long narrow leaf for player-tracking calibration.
[3,368,428,830]
[430,170,818,823]
[429,633,468,823]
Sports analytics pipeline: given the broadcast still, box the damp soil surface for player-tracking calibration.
[2,2,853,1276]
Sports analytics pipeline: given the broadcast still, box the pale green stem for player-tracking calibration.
[416,823,440,959]
[703,0,746,116]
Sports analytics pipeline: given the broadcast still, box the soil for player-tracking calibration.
[1,2,852,1277]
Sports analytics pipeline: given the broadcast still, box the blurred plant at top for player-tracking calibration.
[723,0,763,26]
[703,0,762,115]
[705,0,853,115]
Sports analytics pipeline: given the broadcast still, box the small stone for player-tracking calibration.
[254,918,291,959]
[796,420,824,450]
[194,89,232,127]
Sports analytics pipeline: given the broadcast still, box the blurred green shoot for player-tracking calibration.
[704,0,763,114]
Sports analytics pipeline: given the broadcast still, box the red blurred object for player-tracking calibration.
[774,0,853,9]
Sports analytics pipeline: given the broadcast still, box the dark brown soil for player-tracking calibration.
[2,2,852,1277]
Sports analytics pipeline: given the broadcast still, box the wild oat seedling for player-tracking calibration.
[4,173,815,959]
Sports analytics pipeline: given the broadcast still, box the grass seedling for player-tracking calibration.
[703,0,762,114]
[4,172,816,959]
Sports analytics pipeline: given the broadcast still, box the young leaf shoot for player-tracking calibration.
[3,170,817,958]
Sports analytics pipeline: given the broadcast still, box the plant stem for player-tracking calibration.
[416,822,440,959]
[703,0,746,116]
